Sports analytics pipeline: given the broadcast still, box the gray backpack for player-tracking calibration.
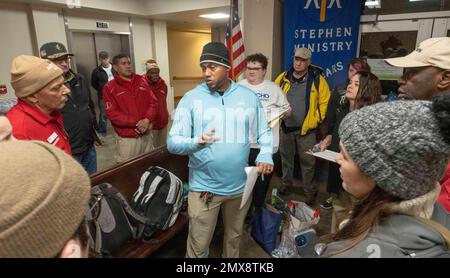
[130,166,183,241]
[86,183,152,256]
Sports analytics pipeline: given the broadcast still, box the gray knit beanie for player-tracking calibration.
[0,141,90,258]
[339,100,450,200]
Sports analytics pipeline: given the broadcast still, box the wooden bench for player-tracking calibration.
[90,146,189,258]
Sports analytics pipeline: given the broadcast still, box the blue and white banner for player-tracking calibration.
[284,0,362,88]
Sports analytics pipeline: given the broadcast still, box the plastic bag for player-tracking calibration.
[271,224,300,258]
[288,200,320,232]
[271,201,320,258]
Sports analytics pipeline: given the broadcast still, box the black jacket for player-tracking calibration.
[91,65,115,97]
[62,71,95,155]
[326,90,348,153]
[324,90,349,194]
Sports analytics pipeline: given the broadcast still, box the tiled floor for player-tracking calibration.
[95,122,333,258]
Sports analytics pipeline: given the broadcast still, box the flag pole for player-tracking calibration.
[229,0,235,80]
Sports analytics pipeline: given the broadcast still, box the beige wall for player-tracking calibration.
[28,0,228,17]
[132,17,154,74]
[31,5,67,50]
[272,0,283,79]
[143,0,228,15]
[0,2,34,98]
[152,20,170,87]
[167,29,211,98]
[65,9,129,32]
[28,0,146,16]
[242,0,277,79]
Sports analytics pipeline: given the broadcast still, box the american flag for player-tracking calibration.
[226,0,246,81]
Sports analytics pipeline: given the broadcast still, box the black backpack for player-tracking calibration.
[86,183,152,256]
[130,166,183,241]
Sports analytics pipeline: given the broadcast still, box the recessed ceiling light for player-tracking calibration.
[199,13,230,19]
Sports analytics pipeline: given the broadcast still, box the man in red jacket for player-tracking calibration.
[6,55,71,154]
[144,59,169,148]
[103,54,158,163]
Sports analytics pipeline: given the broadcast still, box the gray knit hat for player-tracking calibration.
[0,141,90,257]
[339,100,450,200]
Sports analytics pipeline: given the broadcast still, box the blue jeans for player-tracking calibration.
[73,145,97,175]
[97,93,107,135]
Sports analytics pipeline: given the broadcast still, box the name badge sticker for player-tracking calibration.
[47,132,58,144]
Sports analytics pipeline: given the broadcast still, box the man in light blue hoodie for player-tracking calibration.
[167,42,273,258]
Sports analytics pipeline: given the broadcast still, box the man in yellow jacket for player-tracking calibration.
[275,47,330,205]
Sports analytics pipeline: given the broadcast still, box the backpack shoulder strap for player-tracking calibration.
[100,183,154,226]
[416,216,450,248]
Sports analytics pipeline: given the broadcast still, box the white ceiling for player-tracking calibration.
[3,0,231,30]
[150,6,230,30]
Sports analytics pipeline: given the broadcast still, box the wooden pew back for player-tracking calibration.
[90,146,189,258]
[91,147,188,199]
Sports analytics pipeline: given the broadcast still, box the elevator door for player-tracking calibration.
[94,33,130,63]
[70,32,130,110]
[71,32,96,88]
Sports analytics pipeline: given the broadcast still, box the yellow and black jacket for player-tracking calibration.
[275,65,330,136]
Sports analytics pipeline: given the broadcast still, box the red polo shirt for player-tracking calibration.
[6,99,72,155]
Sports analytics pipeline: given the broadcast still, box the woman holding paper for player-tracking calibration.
[320,59,372,208]
[239,53,291,218]
[319,71,382,232]
[318,95,450,257]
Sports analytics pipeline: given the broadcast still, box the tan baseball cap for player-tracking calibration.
[295,47,312,60]
[385,37,450,69]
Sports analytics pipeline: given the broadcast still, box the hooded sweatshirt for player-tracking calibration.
[321,185,450,258]
[167,81,273,196]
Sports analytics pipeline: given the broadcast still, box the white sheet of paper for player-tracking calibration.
[240,166,259,209]
[306,150,340,163]
[266,106,290,123]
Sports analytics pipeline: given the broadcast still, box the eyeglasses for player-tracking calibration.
[246,67,263,71]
